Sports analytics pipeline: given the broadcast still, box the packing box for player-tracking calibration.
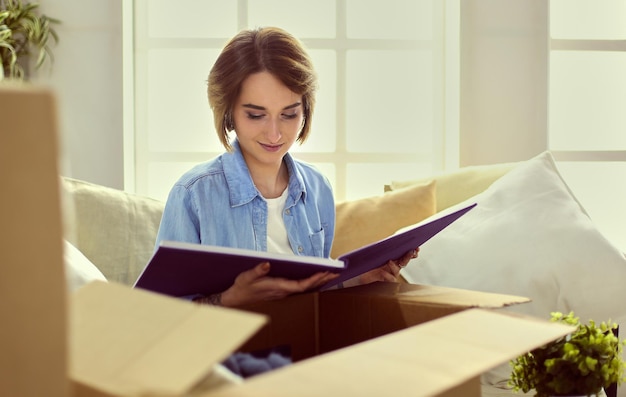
[68,281,576,397]
[1,85,68,397]
[68,282,573,397]
[0,86,576,397]
[203,308,575,397]
[69,282,571,397]
[69,281,267,397]
[237,281,536,361]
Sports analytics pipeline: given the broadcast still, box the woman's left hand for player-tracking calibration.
[349,247,419,286]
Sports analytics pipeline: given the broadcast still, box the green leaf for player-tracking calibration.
[0,0,60,80]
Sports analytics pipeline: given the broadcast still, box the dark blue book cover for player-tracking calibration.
[134,203,476,297]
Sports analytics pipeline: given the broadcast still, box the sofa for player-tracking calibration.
[61,151,626,397]
[60,160,516,287]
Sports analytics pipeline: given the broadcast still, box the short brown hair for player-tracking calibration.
[208,27,318,151]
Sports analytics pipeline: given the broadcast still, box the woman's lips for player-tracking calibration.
[260,143,283,152]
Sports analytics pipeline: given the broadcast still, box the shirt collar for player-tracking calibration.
[223,139,307,206]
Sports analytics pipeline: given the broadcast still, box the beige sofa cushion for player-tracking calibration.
[386,162,517,211]
[331,180,436,259]
[61,177,165,285]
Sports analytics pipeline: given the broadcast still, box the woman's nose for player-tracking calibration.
[266,118,281,142]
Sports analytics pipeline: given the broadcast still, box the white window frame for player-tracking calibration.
[549,6,626,163]
[123,0,461,201]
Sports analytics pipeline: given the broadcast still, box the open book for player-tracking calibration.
[134,203,476,297]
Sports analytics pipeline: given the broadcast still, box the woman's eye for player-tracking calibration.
[246,113,264,120]
[282,113,298,120]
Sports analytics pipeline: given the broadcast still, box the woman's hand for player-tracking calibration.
[220,262,339,307]
[346,247,419,287]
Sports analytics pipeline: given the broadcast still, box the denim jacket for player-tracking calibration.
[155,140,335,258]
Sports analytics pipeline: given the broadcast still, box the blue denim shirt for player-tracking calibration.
[155,140,335,258]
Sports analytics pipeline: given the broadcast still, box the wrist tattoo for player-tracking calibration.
[193,293,222,306]
[208,293,222,306]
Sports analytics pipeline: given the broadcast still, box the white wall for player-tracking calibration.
[460,0,549,166]
[38,0,124,189]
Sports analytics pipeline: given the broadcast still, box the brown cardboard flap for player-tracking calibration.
[0,85,68,397]
[70,281,267,397]
[201,309,574,397]
[335,281,531,307]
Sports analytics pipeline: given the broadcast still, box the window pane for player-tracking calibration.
[148,0,237,38]
[291,50,337,153]
[346,162,432,200]
[346,50,433,153]
[549,51,626,150]
[147,49,222,152]
[248,0,336,38]
[550,0,626,39]
[557,161,626,252]
[346,0,433,40]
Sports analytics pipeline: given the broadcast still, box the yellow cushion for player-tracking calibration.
[331,180,436,259]
[387,162,517,211]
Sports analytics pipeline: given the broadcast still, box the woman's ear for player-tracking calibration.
[225,112,234,131]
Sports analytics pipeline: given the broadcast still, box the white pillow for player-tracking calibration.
[401,151,626,394]
[64,240,107,292]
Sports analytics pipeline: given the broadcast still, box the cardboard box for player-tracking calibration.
[68,283,573,397]
[1,86,576,397]
[202,308,576,397]
[0,85,68,397]
[238,281,534,361]
[69,281,267,397]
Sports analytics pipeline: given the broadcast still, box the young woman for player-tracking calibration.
[155,27,418,308]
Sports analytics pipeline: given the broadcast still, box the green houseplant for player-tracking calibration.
[0,0,59,80]
[510,311,626,397]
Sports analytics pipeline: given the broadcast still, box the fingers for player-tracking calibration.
[284,271,338,293]
[403,247,420,262]
[304,271,340,290]
[237,261,271,285]
[387,249,418,280]
[229,248,421,304]
[221,262,272,306]
[228,264,337,305]
[380,266,399,282]
[384,260,399,276]
[395,247,420,269]
[256,261,271,275]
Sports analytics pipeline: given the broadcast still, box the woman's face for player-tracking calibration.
[233,71,304,170]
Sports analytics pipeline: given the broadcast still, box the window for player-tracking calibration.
[129,0,457,202]
[549,0,626,250]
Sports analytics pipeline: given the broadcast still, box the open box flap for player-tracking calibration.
[70,281,267,397]
[333,281,530,308]
[202,309,573,397]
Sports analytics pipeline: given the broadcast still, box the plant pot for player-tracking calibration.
[549,388,606,397]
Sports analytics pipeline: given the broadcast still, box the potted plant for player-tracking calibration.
[509,311,626,397]
[0,0,59,80]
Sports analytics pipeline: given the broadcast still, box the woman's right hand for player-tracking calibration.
[220,262,338,307]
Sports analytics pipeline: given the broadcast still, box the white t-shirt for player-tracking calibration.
[265,189,292,254]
